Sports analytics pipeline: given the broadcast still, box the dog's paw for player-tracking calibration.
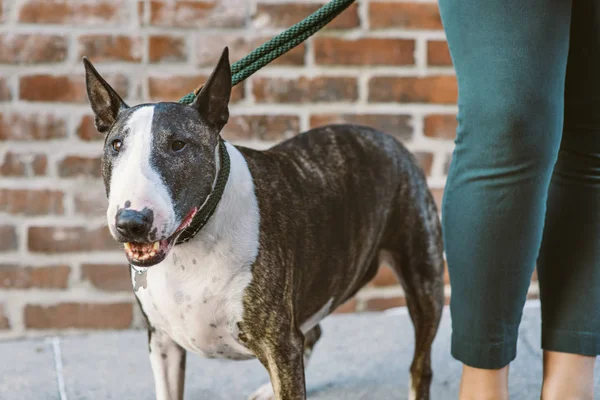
[248,382,274,400]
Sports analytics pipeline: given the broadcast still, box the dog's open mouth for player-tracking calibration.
[125,208,197,268]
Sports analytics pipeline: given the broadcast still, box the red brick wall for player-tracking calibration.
[0,0,538,336]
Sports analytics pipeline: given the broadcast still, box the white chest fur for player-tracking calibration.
[132,143,260,360]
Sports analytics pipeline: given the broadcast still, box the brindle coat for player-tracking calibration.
[84,48,445,400]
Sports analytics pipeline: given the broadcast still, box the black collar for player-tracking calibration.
[176,138,230,245]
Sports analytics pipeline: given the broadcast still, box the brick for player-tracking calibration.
[148,0,245,28]
[24,302,133,329]
[58,156,101,178]
[253,3,359,29]
[0,77,10,101]
[0,304,9,330]
[0,265,70,289]
[195,35,305,67]
[32,155,47,175]
[427,40,452,66]
[81,264,130,292]
[369,2,443,30]
[424,114,457,140]
[76,115,102,141]
[414,152,434,177]
[0,113,67,140]
[0,152,47,176]
[19,74,129,103]
[265,42,305,67]
[333,297,357,314]
[78,35,143,63]
[0,189,64,215]
[149,35,187,63]
[148,75,244,103]
[28,226,118,253]
[364,296,406,311]
[314,38,414,66]
[74,190,108,217]
[253,77,358,103]
[18,0,127,25]
[0,152,26,176]
[368,265,399,287]
[137,1,145,24]
[0,34,67,64]
[0,225,17,252]
[223,115,300,141]
[309,114,412,141]
[369,76,457,104]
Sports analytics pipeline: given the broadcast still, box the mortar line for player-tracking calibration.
[51,337,68,400]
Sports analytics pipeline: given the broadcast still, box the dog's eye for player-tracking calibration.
[111,139,122,153]
[171,140,186,152]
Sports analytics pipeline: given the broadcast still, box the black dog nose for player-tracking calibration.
[115,208,154,241]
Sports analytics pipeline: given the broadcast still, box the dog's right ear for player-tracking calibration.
[83,57,128,134]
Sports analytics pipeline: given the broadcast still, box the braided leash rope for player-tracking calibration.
[178,0,355,105]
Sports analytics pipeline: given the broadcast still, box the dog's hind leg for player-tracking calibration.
[381,192,445,400]
[248,324,322,400]
[301,323,322,367]
[149,329,186,400]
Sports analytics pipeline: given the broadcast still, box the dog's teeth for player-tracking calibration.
[153,241,159,250]
[124,242,131,251]
[150,251,156,257]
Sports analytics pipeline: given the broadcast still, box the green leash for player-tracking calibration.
[178,0,355,105]
[172,0,354,244]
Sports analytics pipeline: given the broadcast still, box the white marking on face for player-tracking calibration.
[300,297,333,334]
[107,105,175,239]
[134,143,260,360]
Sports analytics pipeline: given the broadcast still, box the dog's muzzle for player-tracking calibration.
[121,208,197,267]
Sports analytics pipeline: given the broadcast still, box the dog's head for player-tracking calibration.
[83,48,231,267]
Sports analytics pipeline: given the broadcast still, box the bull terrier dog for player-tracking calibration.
[83,47,444,400]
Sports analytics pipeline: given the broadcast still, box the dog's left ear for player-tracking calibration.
[191,47,231,130]
[83,57,129,134]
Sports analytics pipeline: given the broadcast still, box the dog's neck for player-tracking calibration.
[177,138,230,244]
[175,142,260,263]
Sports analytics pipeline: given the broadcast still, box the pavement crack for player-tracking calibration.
[50,337,68,400]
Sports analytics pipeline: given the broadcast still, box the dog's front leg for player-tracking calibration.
[257,331,306,400]
[149,329,186,400]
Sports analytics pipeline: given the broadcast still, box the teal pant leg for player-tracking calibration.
[438,0,572,368]
[538,0,600,357]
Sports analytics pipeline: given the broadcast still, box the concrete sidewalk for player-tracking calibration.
[1,304,598,399]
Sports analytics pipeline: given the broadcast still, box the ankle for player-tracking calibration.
[541,351,595,400]
[541,382,594,400]
[459,364,509,400]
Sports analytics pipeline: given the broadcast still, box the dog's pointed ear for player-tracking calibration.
[191,47,231,129]
[83,57,128,134]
